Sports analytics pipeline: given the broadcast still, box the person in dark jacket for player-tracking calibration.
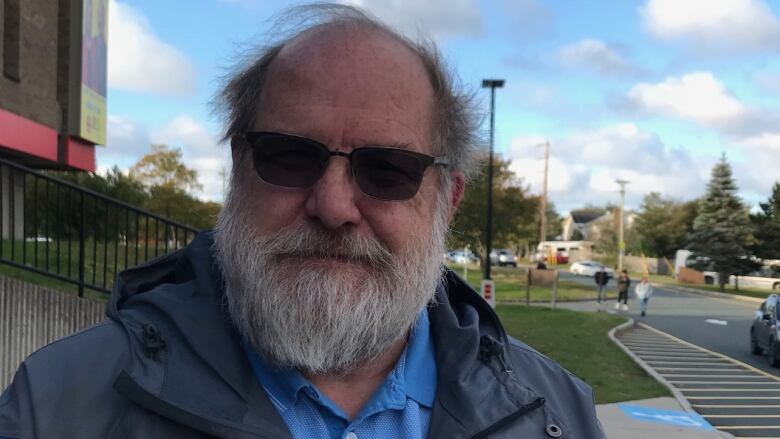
[594,266,609,308]
[0,4,605,438]
[616,270,631,312]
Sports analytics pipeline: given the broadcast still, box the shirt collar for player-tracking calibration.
[243,308,437,413]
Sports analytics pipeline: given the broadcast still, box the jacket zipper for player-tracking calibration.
[470,397,546,439]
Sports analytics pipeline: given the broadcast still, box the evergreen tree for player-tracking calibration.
[688,155,755,290]
[751,182,780,262]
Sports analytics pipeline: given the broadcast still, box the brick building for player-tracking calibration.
[0,0,106,171]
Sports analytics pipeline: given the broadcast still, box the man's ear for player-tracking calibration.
[447,171,465,223]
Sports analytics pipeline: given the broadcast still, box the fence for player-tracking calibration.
[0,275,105,388]
[0,158,200,296]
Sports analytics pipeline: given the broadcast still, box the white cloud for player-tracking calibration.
[101,114,152,168]
[343,0,482,39]
[100,114,228,201]
[108,0,197,97]
[149,116,228,201]
[627,72,746,125]
[558,39,633,76]
[151,116,218,157]
[734,134,780,203]
[756,71,780,95]
[506,123,709,212]
[640,0,780,52]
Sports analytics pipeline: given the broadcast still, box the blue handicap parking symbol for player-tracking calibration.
[618,404,714,430]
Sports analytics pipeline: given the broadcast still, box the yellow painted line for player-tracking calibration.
[686,396,780,399]
[620,342,692,347]
[638,323,780,383]
[670,381,776,385]
[627,347,715,353]
[639,353,716,357]
[654,367,749,371]
[680,389,780,392]
[718,426,780,430]
[646,361,734,365]
[691,404,780,409]
[702,415,780,419]
[663,374,765,379]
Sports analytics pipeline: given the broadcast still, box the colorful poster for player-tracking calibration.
[79,0,108,145]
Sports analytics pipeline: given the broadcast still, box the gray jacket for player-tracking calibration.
[0,232,604,438]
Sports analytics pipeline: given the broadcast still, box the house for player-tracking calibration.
[561,209,637,242]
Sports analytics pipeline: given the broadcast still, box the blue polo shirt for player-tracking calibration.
[244,310,437,439]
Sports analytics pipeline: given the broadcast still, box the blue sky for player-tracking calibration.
[103,0,780,213]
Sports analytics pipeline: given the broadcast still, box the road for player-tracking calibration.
[557,272,776,376]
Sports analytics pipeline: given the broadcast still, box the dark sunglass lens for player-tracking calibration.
[352,149,425,200]
[252,135,327,188]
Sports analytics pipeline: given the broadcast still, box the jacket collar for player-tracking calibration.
[427,270,546,438]
[109,233,545,438]
[109,232,291,438]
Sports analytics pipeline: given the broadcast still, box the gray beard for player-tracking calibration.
[213,180,450,375]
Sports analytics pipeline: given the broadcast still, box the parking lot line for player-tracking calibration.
[617,324,780,437]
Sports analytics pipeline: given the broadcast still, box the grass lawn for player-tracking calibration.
[640,273,772,300]
[447,263,605,302]
[496,305,670,404]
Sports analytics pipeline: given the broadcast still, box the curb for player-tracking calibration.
[497,296,619,305]
[607,319,735,439]
[654,283,764,304]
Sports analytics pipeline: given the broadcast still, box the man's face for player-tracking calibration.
[216,28,460,374]
[236,27,446,261]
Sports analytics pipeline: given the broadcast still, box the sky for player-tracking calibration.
[102,0,780,214]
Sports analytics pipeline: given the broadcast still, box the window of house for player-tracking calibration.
[3,0,21,81]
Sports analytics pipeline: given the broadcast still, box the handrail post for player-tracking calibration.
[78,191,85,297]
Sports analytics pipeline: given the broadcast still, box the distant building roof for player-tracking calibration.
[570,210,606,224]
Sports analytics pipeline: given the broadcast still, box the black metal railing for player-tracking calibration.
[0,157,201,297]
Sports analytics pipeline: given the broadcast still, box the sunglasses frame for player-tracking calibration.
[243,131,450,201]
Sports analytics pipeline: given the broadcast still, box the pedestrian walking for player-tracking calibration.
[594,266,609,309]
[615,270,631,311]
[635,277,653,317]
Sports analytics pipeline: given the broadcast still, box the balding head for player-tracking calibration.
[214,4,480,182]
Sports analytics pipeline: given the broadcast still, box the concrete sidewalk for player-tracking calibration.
[597,397,733,438]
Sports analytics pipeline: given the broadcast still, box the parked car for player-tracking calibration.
[446,250,478,264]
[489,249,517,267]
[569,261,614,278]
[751,294,780,366]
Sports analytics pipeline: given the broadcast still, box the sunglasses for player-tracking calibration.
[243,132,449,201]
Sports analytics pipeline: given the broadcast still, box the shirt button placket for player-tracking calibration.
[346,432,358,439]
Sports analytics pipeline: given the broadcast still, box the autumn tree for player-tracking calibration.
[449,157,542,258]
[634,193,698,258]
[129,144,220,229]
[130,144,202,193]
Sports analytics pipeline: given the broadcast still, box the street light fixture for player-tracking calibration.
[482,79,504,281]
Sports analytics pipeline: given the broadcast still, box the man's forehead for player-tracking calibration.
[259,25,434,113]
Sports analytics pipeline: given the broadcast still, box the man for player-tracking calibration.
[616,270,631,312]
[0,5,604,438]
[594,265,609,308]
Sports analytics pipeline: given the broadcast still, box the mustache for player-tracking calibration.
[259,223,395,269]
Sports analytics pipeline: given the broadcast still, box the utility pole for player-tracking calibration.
[539,141,550,244]
[616,179,630,271]
[481,79,504,281]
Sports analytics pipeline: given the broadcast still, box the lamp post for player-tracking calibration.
[482,79,504,281]
[616,179,630,272]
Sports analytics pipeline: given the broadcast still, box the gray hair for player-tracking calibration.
[212,3,482,182]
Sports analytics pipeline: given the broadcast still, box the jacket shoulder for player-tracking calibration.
[506,336,604,436]
[1,321,132,438]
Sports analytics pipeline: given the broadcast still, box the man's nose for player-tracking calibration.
[304,158,362,229]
